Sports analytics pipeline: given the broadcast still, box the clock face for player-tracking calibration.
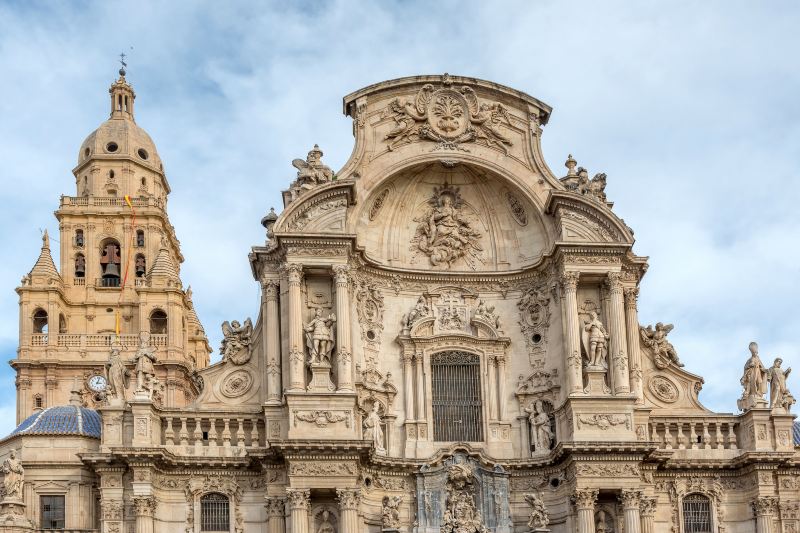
[88,375,107,392]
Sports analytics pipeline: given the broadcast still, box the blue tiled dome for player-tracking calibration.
[8,405,101,439]
[793,421,800,446]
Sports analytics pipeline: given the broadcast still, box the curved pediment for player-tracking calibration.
[546,191,634,245]
[350,161,553,272]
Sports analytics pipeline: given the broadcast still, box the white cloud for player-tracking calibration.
[0,0,798,426]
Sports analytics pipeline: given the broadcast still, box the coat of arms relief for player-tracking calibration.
[382,76,514,153]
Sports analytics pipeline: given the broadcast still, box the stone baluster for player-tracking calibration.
[287,489,310,533]
[415,351,426,424]
[164,417,174,445]
[753,497,778,533]
[573,489,598,533]
[560,271,583,395]
[701,422,711,449]
[714,423,724,449]
[207,418,218,449]
[132,496,157,533]
[726,423,738,449]
[236,418,245,447]
[605,272,631,394]
[193,417,203,453]
[251,418,260,446]
[333,265,354,392]
[266,496,287,533]
[178,417,188,446]
[639,497,657,533]
[496,355,508,420]
[264,279,282,404]
[620,490,643,533]
[402,352,414,421]
[689,422,698,449]
[650,422,658,444]
[285,263,305,392]
[676,422,686,449]
[337,488,362,533]
[222,418,232,448]
[486,355,498,420]
[623,288,644,402]
[663,422,673,449]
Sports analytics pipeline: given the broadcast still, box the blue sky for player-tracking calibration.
[0,1,798,437]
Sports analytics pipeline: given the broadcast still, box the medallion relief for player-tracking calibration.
[648,375,679,403]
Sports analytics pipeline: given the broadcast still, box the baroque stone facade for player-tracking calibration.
[0,72,797,533]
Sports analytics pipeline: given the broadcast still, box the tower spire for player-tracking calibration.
[109,54,135,121]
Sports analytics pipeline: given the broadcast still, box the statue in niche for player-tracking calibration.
[402,296,430,330]
[581,311,609,368]
[220,318,254,365]
[767,357,794,412]
[474,299,502,331]
[382,495,403,530]
[595,510,612,533]
[525,400,553,454]
[133,331,157,397]
[411,184,483,269]
[363,403,386,455]
[640,322,683,368]
[305,307,336,365]
[523,491,549,530]
[2,450,24,501]
[292,144,333,188]
[738,341,768,410]
[106,341,129,405]
[316,510,335,533]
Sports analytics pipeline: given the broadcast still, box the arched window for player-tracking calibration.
[431,351,483,442]
[135,254,146,278]
[99,240,121,287]
[683,494,713,533]
[75,229,84,248]
[33,394,43,409]
[200,493,230,532]
[150,310,167,335]
[136,230,145,247]
[33,309,48,333]
[74,253,86,278]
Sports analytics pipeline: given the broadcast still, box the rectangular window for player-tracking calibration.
[201,493,230,531]
[683,494,712,533]
[431,351,483,442]
[40,495,65,530]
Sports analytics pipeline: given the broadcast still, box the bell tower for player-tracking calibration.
[13,67,211,423]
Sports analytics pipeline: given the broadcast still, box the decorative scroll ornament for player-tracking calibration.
[518,284,551,357]
[382,79,514,153]
[220,318,253,365]
[293,410,349,428]
[640,322,683,369]
[577,414,629,430]
[410,184,483,269]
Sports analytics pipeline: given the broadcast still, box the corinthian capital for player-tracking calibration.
[623,287,639,307]
[286,488,310,510]
[752,496,778,516]
[619,489,642,508]
[332,264,350,285]
[605,271,623,291]
[132,496,157,516]
[263,278,280,299]
[283,263,304,284]
[560,271,580,291]
[572,488,598,510]
[337,488,361,510]
[265,496,287,517]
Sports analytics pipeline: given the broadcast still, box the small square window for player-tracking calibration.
[40,495,65,529]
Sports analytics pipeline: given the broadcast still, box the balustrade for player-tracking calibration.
[29,333,168,350]
[649,417,739,451]
[160,414,265,452]
[31,333,48,346]
[61,196,154,208]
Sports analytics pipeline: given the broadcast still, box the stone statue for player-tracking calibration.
[363,403,386,455]
[220,318,253,365]
[595,510,610,533]
[440,463,488,533]
[133,331,157,397]
[292,145,334,188]
[106,341,129,405]
[767,357,794,412]
[640,322,683,368]
[738,342,768,410]
[2,450,24,501]
[304,308,336,365]
[474,299,502,331]
[523,491,549,530]
[402,296,430,330]
[316,509,335,533]
[581,311,609,367]
[525,400,553,454]
[382,495,402,530]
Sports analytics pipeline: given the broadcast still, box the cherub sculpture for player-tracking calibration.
[640,322,683,369]
[220,318,253,365]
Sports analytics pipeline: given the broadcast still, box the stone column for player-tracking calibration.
[266,496,287,533]
[605,272,630,394]
[337,488,362,533]
[486,355,498,420]
[287,489,310,533]
[573,489,598,533]
[285,263,305,392]
[620,490,643,533]
[333,265,354,392]
[496,355,508,420]
[132,496,157,533]
[639,497,657,533]
[561,271,583,395]
[264,279,282,404]
[402,352,414,420]
[624,287,644,403]
[415,351,426,423]
[753,497,778,533]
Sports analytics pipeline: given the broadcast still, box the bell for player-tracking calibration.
[103,262,120,278]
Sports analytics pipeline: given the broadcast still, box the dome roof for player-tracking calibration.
[77,116,163,171]
[7,405,101,439]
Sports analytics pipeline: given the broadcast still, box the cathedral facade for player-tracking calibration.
[0,72,797,533]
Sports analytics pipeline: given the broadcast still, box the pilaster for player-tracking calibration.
[560,271,582,395]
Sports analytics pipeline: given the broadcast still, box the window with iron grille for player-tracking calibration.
[40,495,65,530]
[431,351,483,442]
[683,494,712,533]
[201,493,230,532]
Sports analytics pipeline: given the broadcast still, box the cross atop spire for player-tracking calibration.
[118,52,127,77]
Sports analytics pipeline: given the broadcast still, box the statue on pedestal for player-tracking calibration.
[525,400,553,455]
[133,331,157,398]
[738,341,768,411]
[305,308,336,365]
[363,403,386,455]
[2,450,24,501]
[767,357,794,412]
[106,341,129,405]
[581,311,609,368]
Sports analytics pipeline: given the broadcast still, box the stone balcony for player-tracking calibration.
[28,333,167,350]
[59,195,163,209]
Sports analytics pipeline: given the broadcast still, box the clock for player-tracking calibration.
[88,375,108,393]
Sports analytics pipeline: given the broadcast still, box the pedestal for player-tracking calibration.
[0,498,33,530]
[584,367,610,395]
[286,392,357,440]
[307,362,335,393]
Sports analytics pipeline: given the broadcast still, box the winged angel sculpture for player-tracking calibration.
[383,81,513,153]
[220,318,253,365]
[640,322,683,369]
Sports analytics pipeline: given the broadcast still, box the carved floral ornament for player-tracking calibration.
[649,375,679,403]
[382,78,515,153]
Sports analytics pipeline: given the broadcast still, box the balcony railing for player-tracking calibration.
[60,195,162,209]
[649,416,739,450]
[97,277,121,288]
[27,333,167,349]
[159,414,266,454]
[31,333,48,346]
